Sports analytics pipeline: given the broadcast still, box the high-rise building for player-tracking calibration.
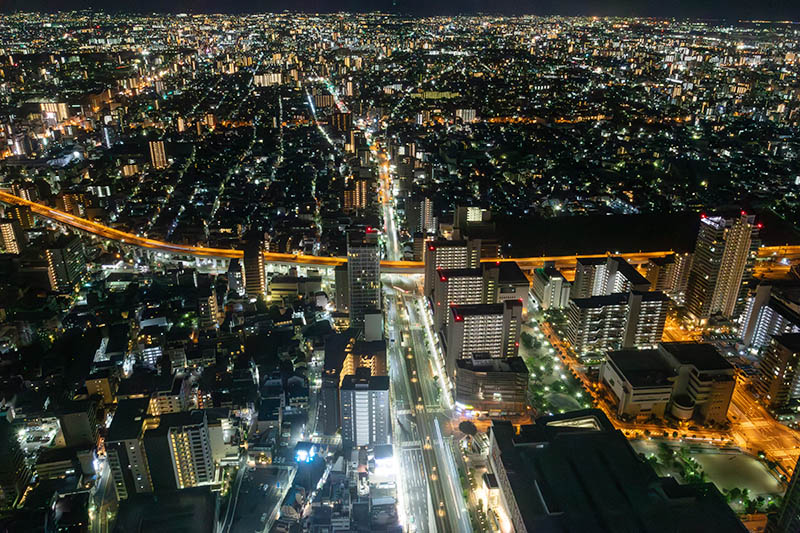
[571,256,650,299]
[243,237,266,299]
[143,410,214,491]
[148,140,168,169]
[339,367,390,447]
[0,218,24,254]
[347,230,381,328]
[487,411,746,533]
[767,456,800,533]
[57,399,100,448]
[106,398,154,500]
[407,196,437,235]
[739,283,800,349]
[454,356,529,417]
[329,111,353,132]
[686,213,760,322]
[531,265,571,310]
[11,205,34,230]
[423,240,474,301]
[46,235,85,292]
[567,291,669,355]
[343,178,369,212]
[645,252,693,300]
[433,268,484,330]
[444,300,522,381]
[756,334,800,411]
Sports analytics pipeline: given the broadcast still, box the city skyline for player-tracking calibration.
[0,1,798,19]
[0,9,799,533]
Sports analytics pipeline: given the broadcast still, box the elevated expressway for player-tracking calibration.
[1,191,798,275]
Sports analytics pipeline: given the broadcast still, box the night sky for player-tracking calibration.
[0,0,798,19]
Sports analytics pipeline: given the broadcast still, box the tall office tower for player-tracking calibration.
[433,268,484,331]
[407,196,437,235]
[347,230,381,328]
[339,367,390,447]
[106,398,154,500]
[423,240,473,301]
[571,256,650,299]
[11,205,33,229]
[243,237,266,299]
[444,300,522,381]
[767,456,800,533]
[567,291,669,355]
[148,140,168,169]
[756,334,800,411]
[46,235,85,292]
[143,410,214,491]
[0,218,24,254]
[531,265,571,310]
[645,252,693,299]
[488,412,746,533]
[739,283,800,349]
[176,116,186,132]
[686,213,760,323]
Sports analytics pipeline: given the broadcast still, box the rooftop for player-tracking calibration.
[107,398,150,442]
[660,342,733,372]
[490,411,746,533]
[606,349,677,388]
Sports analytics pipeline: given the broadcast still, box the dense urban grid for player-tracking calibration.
[0,10,799,533]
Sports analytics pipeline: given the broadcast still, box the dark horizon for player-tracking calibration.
[1,0,798,21]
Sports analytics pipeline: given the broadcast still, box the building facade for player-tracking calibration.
[686,213,759,322]
[347,230,381,328]
[339,368,390,447]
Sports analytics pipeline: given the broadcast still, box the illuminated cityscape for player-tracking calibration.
[0,8,799,533]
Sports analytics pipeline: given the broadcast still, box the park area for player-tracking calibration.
[632,439,784,514]
[520,314,590,416]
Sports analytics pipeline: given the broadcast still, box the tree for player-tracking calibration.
[459,421,478,437]
[521,331,534,349]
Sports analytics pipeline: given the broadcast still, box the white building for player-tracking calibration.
[339,368,390,447]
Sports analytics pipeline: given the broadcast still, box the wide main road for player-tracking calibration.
[2,190,798,271]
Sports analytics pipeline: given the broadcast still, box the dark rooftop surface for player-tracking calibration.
[775,333,800,351]
[107,398,149,442]
[490,410,746,533]
[571,291,669,309]
[456,356,528,374]
[114,487,216,533]
[606,349,677,388]
[660,342,733,372]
